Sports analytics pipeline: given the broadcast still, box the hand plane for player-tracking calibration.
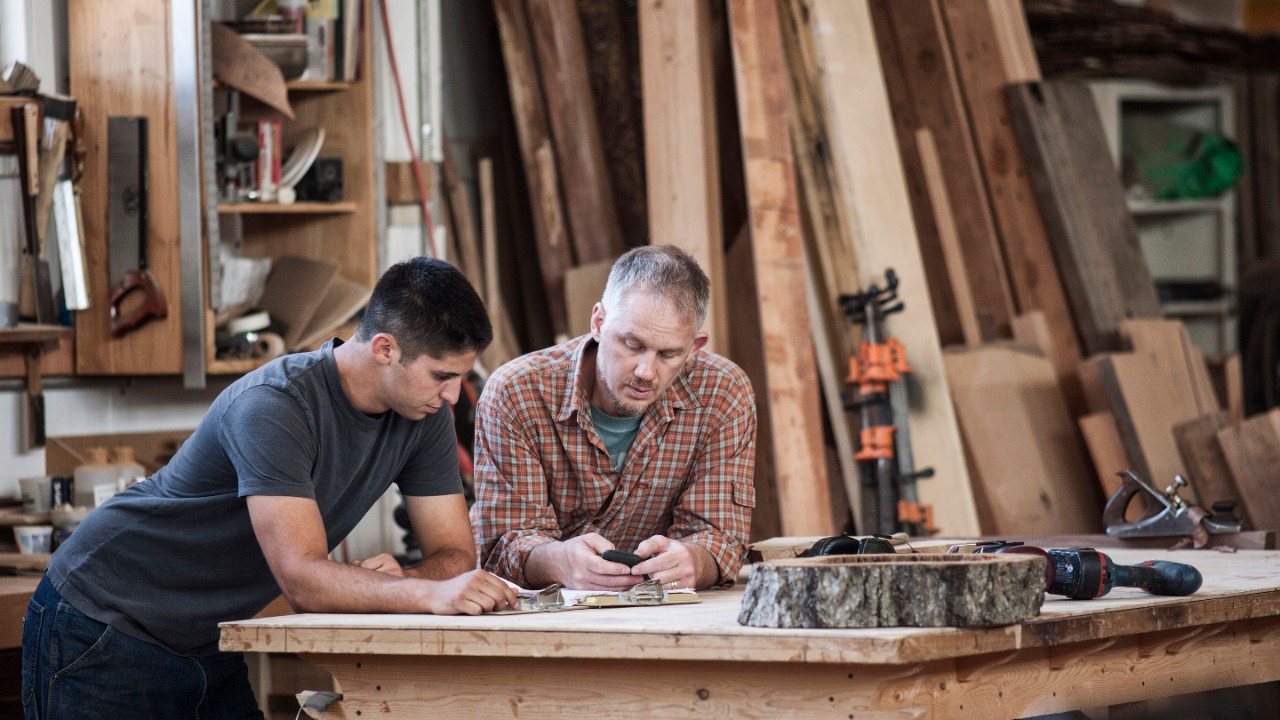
[1104,470,1241,538]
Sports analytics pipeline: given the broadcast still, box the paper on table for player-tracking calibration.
[500,577,699,609]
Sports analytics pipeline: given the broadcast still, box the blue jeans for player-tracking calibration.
[21,575,264,720]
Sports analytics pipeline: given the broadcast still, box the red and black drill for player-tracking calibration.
[959,541,1203,600]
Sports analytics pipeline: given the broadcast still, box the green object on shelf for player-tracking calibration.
[1122,114,1244,201]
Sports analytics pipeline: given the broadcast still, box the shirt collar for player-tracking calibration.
[554,335,703,423]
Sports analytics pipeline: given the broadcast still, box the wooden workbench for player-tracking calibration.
[1,576,41,649]
[220,548,1280,719]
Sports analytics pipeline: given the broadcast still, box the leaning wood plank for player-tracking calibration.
[441,138,485,294]
[945,345,1101,536]
[1079,412,1133,509]
[1013,310,1086,416]
[1006,81,1162,354]
[478,157,522,370]
[1217,410,1280,533]
[1225,353,1244,424]
[790,0,978,535]
[779,3,864,527]
[739,553,1046,628]
[639,0,727,351]
[727,0,832,536]
[526,0,626,265]
[938,3,1081,376]
[870,0,1014,343]
[1120,318,1220,416]
[917,128,982,348]
[1094,353,1200,505]
[493,0,574,337]
[1175,411,1250,527]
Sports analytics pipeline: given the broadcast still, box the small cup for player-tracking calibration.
[13,525,53,555]
[19,476,52,514]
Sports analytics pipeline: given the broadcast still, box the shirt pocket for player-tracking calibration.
[732,479,756,508]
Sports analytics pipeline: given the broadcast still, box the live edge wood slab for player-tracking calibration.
[220,549,1280,719]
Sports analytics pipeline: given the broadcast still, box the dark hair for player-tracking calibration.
[353,257,492,360]
[602,245,710,328]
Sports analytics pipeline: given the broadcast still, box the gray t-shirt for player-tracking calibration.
[47,339,462,656]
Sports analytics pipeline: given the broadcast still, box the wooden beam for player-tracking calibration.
[527,0,626,265]
[727,0,832,536]
[1005,81,1161,353]
[916,128,982,348]
[939,1,1081,375]
[493,0,575,337]
[639,0,727,351]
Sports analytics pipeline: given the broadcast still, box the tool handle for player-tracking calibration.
[1112,560,1203,596]
[602,550,643,568]
[110,268,169,338]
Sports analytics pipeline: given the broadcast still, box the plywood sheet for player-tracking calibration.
[945,344,1100,535]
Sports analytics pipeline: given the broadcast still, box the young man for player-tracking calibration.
[22,257,517,720]
[470,246,757,592]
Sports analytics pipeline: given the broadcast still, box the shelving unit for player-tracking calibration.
[1089,79,1237,357]
[68,0,379,384]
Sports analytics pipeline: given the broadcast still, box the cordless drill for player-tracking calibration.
[970,541,1203,600]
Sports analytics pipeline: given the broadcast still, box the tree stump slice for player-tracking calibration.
[738,554,1046,628]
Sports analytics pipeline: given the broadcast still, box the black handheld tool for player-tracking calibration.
[602,550,643,567]
[971,542,1203,600]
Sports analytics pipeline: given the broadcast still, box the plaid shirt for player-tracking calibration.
[470,334,757,587]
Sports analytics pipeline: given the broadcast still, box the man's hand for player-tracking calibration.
[632,536,717,590]
[351,552,404,577]
[423,569,519,615]
[526,533,638,590]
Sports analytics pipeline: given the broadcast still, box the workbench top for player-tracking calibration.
[220,548,1280,665]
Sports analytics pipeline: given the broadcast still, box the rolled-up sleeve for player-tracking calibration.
[669,372,756,586]
[469,384,560,588]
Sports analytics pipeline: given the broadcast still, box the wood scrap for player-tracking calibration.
[478,157,521,370]
[1174,411,1249,527]
[738,553,1046,628]
[1217,410,1280,533]
[441,139,485,294]
[1078,412,1137,521]
[1120,319,1219,416]
[944,344,1101,536]
[916,128,981,348]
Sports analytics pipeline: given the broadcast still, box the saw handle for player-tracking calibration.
[110,268,168,337]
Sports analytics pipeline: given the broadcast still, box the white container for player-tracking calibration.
[74,447,118,508]
[13,525,53,554]
[110,446,148,489]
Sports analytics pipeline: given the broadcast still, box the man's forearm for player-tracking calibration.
[407,546,476,581]
[521,541,563,588]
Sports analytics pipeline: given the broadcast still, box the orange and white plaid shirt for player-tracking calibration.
[470,334,757,587]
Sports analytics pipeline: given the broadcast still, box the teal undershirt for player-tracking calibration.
[590,406,644,473]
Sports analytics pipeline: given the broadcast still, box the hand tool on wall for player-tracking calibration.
[840,268,935,536]
[10,101,58,324]
[107,115,168,337]
[1104,470,1241,543]
[951,540,1203,599]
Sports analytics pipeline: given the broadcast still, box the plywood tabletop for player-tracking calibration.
[220,549,1280,665]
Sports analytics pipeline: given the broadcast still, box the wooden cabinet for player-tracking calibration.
[1089,80,1238,357]
[67,0,378,385]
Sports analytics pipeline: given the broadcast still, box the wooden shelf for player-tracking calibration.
[285,79,354,92]
[1161,298,1233,316]
[207,357,271,375]
[0,324,74,346]
[218,201,357,215]
[1128,198,1226,215]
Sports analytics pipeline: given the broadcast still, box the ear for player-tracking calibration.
[370,333,399,365]
[691,331,709,355]
[589,302,606,340]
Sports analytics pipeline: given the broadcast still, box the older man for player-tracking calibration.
[471,245,757,591]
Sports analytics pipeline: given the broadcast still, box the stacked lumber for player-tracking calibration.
[462,0,1265,540]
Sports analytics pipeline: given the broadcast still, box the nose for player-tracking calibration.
[442,376,463,405]
[634,355,657,382]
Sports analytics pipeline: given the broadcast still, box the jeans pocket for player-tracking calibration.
[50,601,114,679]
[20,597,46,714]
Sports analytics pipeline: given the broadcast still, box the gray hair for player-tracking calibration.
[600,245,710,329]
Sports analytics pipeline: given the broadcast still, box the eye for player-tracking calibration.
[660,351,679,360]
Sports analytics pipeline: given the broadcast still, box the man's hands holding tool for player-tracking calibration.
[631,535,716,591]
[526,533,639,591]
